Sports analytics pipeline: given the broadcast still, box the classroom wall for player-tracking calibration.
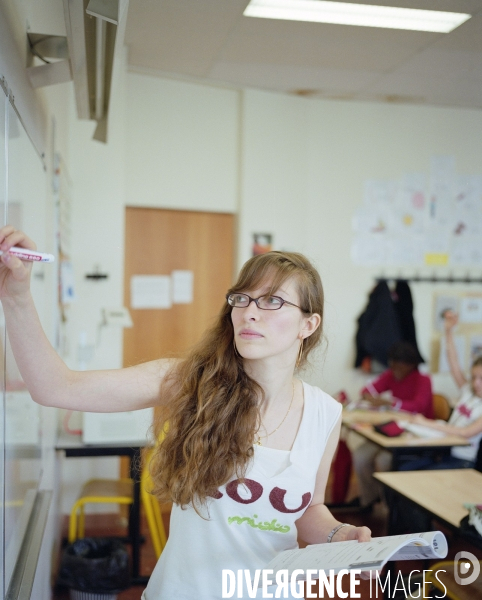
[239,91,482,399]
[66,69,482,451]
[126,74,239,214]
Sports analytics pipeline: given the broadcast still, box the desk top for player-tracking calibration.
[343,409,469,449]
[374,469,482,528]
[343,409,402,426]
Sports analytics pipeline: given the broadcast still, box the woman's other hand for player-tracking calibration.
[341,525,372,543]
[0,226,35,300]
[335,525,374,580]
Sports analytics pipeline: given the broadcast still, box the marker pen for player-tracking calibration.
[0,246,55,263]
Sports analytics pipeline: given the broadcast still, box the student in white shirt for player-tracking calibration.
[0,225,371,600]
[403,310,482,470]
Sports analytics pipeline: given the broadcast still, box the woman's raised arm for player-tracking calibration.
[0,226,174,412]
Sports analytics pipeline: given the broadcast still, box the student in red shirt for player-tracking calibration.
[349,341,433,511]
[360,342,433,418]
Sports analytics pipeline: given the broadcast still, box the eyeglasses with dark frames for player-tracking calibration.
[226,292,304,311]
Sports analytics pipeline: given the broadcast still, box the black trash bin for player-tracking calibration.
[58,538,130,600]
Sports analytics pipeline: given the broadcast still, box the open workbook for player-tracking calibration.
[265,531,448,580]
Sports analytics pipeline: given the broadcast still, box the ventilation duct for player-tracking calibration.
[27,0,128,143]
[65,0,128,142]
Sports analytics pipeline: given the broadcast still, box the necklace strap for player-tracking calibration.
[256,381,295,445]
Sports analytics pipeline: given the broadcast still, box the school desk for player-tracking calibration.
[342,409,470,470]
[374,469,482,547]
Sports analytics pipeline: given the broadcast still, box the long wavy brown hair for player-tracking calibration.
[150,251,324,509]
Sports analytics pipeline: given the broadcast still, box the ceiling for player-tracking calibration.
[124,0,482,109]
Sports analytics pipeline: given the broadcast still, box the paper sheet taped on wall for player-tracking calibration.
[131,275,171,309]
[428,156,455,228]
[387,235,424,265]
[395,173,427,235]
[172,270,194,304]
[451,235,482,266]
[460,297,482,324]
[351,234,387,266]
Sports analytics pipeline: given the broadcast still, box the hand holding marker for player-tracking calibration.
[0,246,55,263]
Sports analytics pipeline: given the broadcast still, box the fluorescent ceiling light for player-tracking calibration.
[243,0,471,33]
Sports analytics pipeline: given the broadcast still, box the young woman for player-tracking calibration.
[405,310,482,470]
[0,225,370,599]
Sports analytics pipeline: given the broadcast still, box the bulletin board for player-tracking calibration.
[430,292,482,373]
[351,156,482,267]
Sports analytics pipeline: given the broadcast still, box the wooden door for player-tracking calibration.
[123,207,235,366]
[121,208,234,489]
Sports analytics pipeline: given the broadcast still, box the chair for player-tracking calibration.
[432,393,452,421]
[426,560,482,600]
[141,449,168,557]
[68,477,134,543]
[68,449,167,559]
[475,437,482,473]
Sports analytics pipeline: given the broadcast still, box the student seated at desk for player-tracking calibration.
[401,310,482,471]
[347,341,433,511]
[360,341,433,418]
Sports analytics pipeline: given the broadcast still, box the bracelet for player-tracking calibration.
[327,523,351,543]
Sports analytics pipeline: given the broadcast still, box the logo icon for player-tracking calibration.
[454,551,480,585]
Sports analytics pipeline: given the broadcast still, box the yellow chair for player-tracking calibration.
[141,449,168,557]
[68,477,134,543]
[432,393,452,421]
[68,449,167,559]
[426,560,482,600]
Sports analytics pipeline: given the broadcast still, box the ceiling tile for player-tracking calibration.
[124,0,482,109]
[216,18,440,72]
[126,0,248,76]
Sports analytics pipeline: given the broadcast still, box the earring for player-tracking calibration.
[296,339,304,368]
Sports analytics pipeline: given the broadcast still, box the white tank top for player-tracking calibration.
[142,381,342,600]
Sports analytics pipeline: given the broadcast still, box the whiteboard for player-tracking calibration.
[0,88,55,595]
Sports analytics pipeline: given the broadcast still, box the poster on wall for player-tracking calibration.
[131,275,172,309]
[252,233,272,256]
[351,155,482,267]
[172,270,194,304]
